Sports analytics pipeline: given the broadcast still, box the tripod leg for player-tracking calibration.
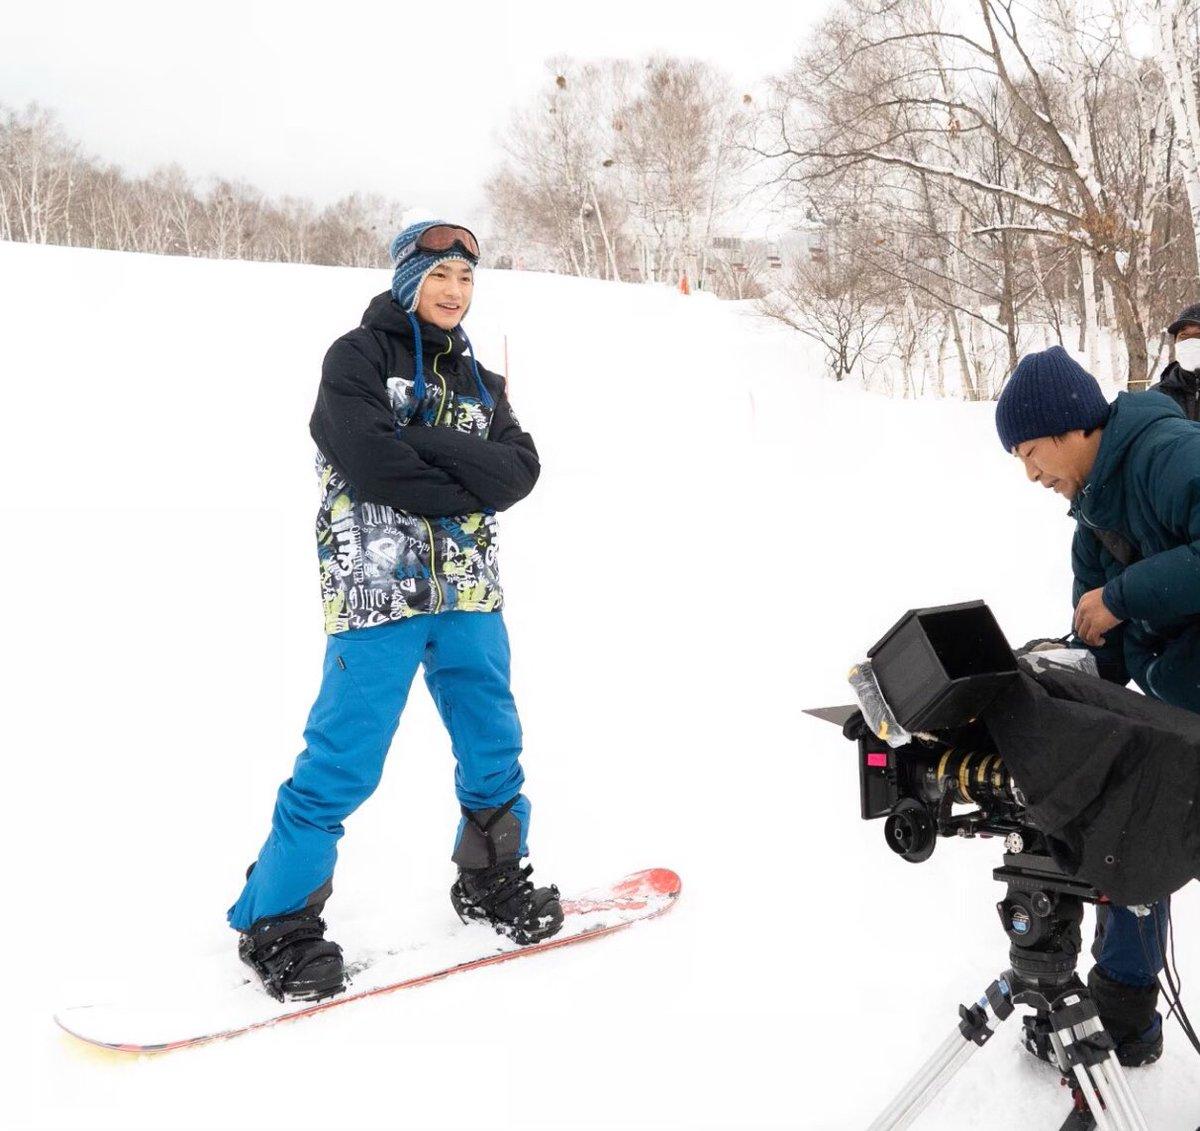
[1049,991,1149,1131]
[867,978,1014,1131]
[1069,1064,1115,1131]
[867,1033,978,1131]
[1093,1058,1149,1131]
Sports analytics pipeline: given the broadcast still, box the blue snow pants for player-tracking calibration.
[227,611,529,931]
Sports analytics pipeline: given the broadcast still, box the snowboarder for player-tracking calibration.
[227,220,563,1002]
[995,344,1197,1067]
[1150,302,1200,420]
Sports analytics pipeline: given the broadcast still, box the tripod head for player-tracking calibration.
[992,850,1101,1006]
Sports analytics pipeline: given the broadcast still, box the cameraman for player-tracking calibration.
[995,345,1197,1067]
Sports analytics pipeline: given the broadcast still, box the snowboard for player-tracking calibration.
[55,867,681,1054]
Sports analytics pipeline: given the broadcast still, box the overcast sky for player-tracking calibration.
[2,1,822,237]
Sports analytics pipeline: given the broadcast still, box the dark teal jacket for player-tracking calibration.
[1072,391,1200,705]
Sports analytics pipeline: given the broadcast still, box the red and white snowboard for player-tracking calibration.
[55,867,681,1054]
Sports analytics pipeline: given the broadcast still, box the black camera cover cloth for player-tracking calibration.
[984,665,1200,906]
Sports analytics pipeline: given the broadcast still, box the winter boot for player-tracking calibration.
[237,878,345,1002]
[1088,966,1164,1068]
[449,799,564,946]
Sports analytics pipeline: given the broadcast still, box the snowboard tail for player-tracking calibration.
[55,867,681,1054]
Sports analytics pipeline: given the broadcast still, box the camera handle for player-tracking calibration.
[866,868,1150,1131]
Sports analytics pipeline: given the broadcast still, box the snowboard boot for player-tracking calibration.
[449,799,564,946]
[451,857,565,945]
[237,878,345,1002]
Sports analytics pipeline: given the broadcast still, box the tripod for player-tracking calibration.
[868,853,1150,1131]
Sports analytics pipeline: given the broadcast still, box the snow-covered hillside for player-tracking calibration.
[2,239,1196,1130]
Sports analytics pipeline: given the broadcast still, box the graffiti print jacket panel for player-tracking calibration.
[310,292,540,634]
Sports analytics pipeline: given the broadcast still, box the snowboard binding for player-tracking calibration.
[450,798,563,945]
[238,906,346,1003]
[451,858,564,945]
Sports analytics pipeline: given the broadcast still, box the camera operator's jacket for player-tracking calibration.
[1071,390,1200,708]
[309,293,539,635]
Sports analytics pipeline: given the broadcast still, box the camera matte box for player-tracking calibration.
[868,601,1017,731]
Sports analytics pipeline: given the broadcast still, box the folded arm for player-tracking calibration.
[310,338,484,517]
[399,390,540,512]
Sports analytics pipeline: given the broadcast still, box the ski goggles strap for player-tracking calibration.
[393,224,480,266]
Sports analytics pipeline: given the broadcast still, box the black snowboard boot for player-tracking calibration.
[451,857,564,945]
[449,799,564,946]
[238,887,345,1003]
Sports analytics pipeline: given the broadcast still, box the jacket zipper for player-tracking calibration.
[423,334,454,613]
[432,334,452,425]
[423,516,442,612]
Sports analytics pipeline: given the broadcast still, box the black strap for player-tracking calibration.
[461,795,521,867]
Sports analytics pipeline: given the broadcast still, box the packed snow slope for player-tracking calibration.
[2,238,1197,1131]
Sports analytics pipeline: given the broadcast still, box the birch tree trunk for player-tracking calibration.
[1155,0,1200,270]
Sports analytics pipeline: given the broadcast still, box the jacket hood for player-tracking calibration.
[1078,391,1184,526]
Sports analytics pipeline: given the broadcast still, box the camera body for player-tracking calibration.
[850,600,1039,863]
[852,713,1034,861]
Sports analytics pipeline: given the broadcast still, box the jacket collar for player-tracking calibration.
[360,291,470,361]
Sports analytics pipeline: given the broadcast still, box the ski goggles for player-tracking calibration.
[393,224,480,266]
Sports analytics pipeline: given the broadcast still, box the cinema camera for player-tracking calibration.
[844,600,1032,864]
[810,602,1152,1131]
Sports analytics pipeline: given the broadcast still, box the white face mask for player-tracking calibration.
[1176,338,1200,373]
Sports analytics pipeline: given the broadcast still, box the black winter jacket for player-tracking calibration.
[309,293,540,633]
[1149,361,1200,421]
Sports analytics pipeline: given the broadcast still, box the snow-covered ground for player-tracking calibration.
[2,238,1196,1130]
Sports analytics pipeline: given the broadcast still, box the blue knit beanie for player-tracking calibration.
[995,346,1110,451]
[389,220,478,313]
[387,220,492,409]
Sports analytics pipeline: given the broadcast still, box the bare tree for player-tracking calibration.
[1153,0,1200,271]
[486,56,749,284]
[0,100,407,268]
[760,232,893,380]
[752,0,1168,388]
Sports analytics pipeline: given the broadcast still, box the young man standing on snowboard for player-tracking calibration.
[995,344,1198,1067]
[227,221,563,1002]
